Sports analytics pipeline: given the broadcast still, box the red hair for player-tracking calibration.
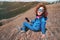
[35,3,48,17]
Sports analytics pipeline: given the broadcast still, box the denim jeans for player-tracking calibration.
[21,17,47,34]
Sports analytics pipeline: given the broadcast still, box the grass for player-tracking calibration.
[0,2,39,20]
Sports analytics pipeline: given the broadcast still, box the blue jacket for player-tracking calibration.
[31,16,47,34]
[22,16,48,34]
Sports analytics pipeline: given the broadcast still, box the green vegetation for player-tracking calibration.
[0,2,38,20]
[0,2,56,20]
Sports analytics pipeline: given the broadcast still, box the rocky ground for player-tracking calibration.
[0,3,60,40]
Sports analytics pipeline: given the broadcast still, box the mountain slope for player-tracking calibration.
[0,3,60,40]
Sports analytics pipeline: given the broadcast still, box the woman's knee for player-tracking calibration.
[23,22,28,25]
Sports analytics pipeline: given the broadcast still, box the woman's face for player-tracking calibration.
[37,7,44,15]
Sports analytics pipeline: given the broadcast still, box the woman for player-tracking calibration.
[20,3,48,38]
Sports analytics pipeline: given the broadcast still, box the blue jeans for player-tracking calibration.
[21,17,47,34]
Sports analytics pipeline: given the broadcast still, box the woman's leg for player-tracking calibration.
[21,22,35,32]
[41,17,46,34]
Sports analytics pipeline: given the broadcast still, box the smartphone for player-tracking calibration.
[25,17,30,22]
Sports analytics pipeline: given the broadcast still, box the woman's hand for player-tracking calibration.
[41,34,46,39]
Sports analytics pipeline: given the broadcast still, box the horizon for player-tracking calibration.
[0,0,58,2]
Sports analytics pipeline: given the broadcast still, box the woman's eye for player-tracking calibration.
[38,9,44,12]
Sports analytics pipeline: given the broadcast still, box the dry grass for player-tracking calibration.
[0,3,60,40]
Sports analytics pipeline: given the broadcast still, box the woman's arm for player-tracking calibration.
[25,17,36,23]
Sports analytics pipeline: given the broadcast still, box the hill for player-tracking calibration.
[0,3,60,40]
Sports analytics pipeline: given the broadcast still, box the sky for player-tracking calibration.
[0,0,58,2]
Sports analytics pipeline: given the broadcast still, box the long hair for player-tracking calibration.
[35,3,48,17]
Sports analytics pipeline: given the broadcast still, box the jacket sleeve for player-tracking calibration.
[45,17,48,21]
[41,17,46,34]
